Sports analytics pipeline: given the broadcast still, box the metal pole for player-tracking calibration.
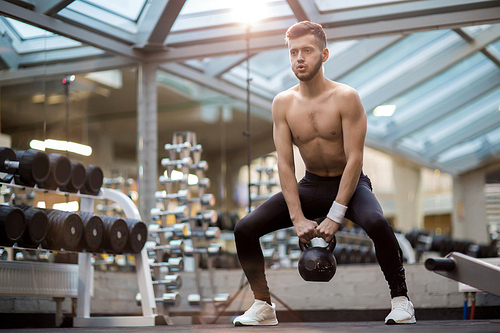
[245,25,252,213]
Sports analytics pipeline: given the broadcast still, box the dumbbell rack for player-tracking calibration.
[0,182,156,327]
[75,187,155,327]
[151,131,225,323]
[250,155,295,268]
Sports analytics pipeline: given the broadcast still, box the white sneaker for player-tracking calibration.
[233,300,278,326]
[385,296,416,324]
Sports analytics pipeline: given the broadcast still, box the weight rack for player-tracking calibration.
[147,131,229,324]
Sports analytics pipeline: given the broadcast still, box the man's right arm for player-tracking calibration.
[272,93,317,243]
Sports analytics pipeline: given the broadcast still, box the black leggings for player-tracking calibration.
[234,171,407,301]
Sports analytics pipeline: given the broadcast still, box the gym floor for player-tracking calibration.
[1,321,500,333]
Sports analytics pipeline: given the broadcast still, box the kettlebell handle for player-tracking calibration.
[299,235,337,252]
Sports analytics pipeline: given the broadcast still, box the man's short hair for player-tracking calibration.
[285,21,327,50]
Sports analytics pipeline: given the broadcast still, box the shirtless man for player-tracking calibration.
[233,21,416,326]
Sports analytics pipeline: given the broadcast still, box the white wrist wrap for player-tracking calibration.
[327,201,347,224]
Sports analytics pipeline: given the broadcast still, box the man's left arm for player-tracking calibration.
[316,88,367,242]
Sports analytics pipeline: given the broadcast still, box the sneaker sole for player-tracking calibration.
[234,319,278,326]
[385,317,416,325]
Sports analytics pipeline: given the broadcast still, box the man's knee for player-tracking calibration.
[234,215,252,242]
[362,211,392,237]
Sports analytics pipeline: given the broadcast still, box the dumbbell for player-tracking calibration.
[80,165,103,195]
[151,205,190,220]
[188,194,215,207]
[42,209,83,251]
[150,257,184,272]
[183,210,218,225]
[146,239,184,256]
[0,148,50,186]
[136,291,180,307]
[190,160,208,175]
[158,175,186,193]
[15,205,48,248]
[187,293,230,307]
[0,205,26,246]
[149,222,190,238]
[164,142,191,159]
[59,161,86,193]
[99,215,129,254]
[188,226,221,239]
[161,157,192,175]
[151,274,182,290]
[184,244,222,257]
[123,218,148,254]
[76,212,104,252]
[190,144,203,163]
[197,178,211,189]
[155,189,190,203]
[39,154,71,190]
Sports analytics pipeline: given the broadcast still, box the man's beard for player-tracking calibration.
[294,55,323,81]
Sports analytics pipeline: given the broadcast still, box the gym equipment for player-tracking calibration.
[298,237,337,282]
[151,274,182,290]
[155,189,190,203]
[150,257,184,272]
[77,212,104,252]
[15,205,48,248]
[161,157,192,175]
[149,222,189,238]
[136,291,180,307]
[59,161,86,193]
[187,293,230,307]
[39,154,71,190]
[184,210,218,225]
[43,209,83,251]
[188,193,215,206]
[100,216,129,254]
[425,252,500,297]
[0,148,50,186]
[184,244,222,257]
[151,205,190,220]
[188,226,221,239]
[0,205,26,245]
[123,218,148,254]
[146,239,184,256]
[80,165,103,195]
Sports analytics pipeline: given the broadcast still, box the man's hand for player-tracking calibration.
[316,218,340,243]
[293,218,319,244]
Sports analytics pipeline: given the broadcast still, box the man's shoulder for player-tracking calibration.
[273,86,298,105]
[331,81,359,98]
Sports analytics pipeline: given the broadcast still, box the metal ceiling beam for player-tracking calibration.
[318,0,500,27]
[325,35,404,80]
[0,56,136,85]
[18,45,105,66]
[383,68,500,141]
[159,63,273,122]
[33,0,74,16]
[0,0,142,60]
[364,134,454,175]
[425,97,500,158]
[0,31,19,68]
[157,6,500,63]
[285,0,311,22]
[56,8,136,44]
[203,54,249,77]
[136,0,186,49]
[440,140,500,175]
[362,24,500,113]
[455,28,500,69]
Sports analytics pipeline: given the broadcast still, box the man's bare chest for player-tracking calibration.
[287,106,342,144]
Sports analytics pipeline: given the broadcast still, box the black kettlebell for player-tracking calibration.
[298,236,337,282]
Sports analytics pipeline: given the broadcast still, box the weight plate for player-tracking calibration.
[60,212,83,250]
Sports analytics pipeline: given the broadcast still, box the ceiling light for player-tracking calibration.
[373,105,396,117]
[30,139,92,156]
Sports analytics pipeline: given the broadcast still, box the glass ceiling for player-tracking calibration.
[0,0,500,175]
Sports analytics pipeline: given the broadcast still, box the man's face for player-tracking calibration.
[288,34,326,82]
